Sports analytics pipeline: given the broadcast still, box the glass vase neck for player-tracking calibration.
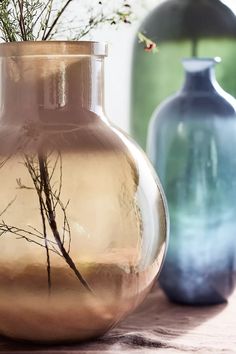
[0,41,108,125]
[181,57,220,93]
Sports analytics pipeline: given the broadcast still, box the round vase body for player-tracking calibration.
[148,58,236,305]
[0,42,168,342]
[132,0,236,149]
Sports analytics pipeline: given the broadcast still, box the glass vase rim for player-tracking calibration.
[0,40,108,58]
[182,57,221,73]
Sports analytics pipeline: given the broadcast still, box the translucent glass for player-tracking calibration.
[0,42,168,342]
[148,58,236,305]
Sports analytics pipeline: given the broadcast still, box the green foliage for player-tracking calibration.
[0,0,133,42]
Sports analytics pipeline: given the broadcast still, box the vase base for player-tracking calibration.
[159,268,236,306]
[164,293,228,306]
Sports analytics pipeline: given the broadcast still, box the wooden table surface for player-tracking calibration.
[0,285,236,354]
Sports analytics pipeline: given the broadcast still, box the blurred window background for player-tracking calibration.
[77,0,160,132]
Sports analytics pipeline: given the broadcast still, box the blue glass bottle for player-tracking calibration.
[148,58,236,305]
[131,0,236,150]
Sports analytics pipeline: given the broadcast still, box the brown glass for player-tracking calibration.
[0,41,168,343]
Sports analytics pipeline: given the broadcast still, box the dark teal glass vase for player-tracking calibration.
[148,57,236,305]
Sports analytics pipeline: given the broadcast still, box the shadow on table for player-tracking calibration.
[0,285,228,353]
[87,284,228,351]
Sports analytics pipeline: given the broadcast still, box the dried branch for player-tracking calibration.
[16,178,34,190]
[39,175,52,292]
[41,0,54,39]
[37,153,93,293]
[0,196,17,218]
[13,151,91,292]
[0,0,17,41]
[17,0,27,40]
[0,0,134,42]
[43,0,73,40]
[0,221,60,255]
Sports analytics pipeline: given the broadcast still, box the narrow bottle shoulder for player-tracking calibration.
[151,89,236,124]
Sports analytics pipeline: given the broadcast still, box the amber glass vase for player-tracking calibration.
[0,41,168,343]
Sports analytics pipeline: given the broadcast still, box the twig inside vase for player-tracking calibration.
[37,153,93,293]
[0,150,93,294]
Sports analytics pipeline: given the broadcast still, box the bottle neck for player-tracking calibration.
[181,58,220,93]
[0,55,105,125]
[182,67,216,92]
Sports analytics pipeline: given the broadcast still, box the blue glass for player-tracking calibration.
[148,58,236,305]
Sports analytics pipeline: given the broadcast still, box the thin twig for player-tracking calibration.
[17,0,27,40]
[39,177,52,293]
[43,0,73,40]
[42,0,54,39]
[0,196,17,218]
[0,222,61,256]
[38,153,93,293]
[0,0,134,42]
